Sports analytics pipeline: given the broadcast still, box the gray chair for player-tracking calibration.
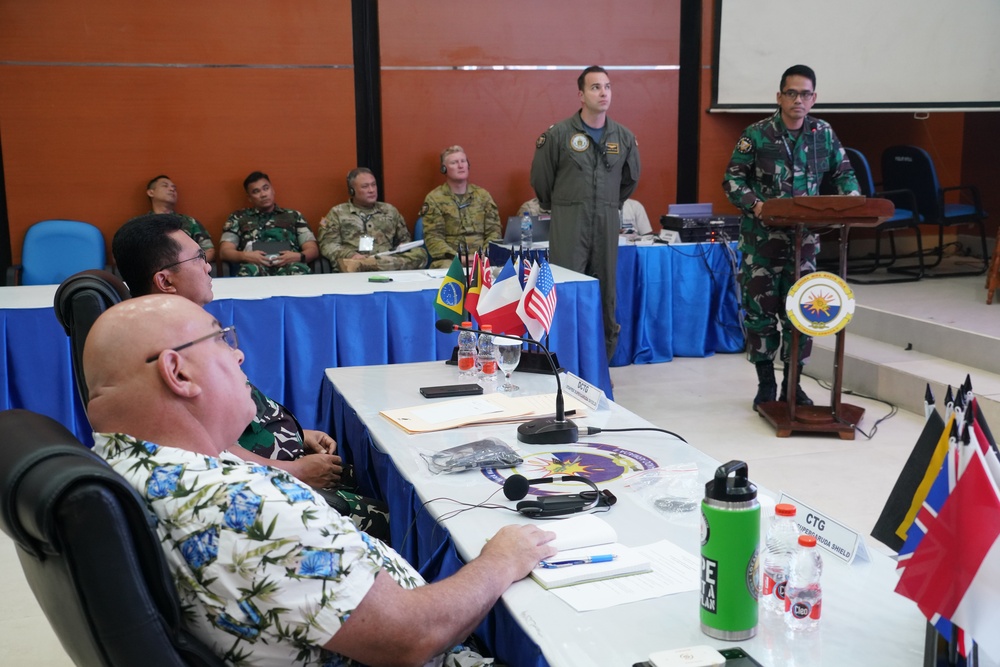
[0,408,225,666]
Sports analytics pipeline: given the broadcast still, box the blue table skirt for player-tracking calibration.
[323,379,548,667]
[1,280,611,445]
[611,244,744,367]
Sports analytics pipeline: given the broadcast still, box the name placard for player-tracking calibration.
[778,492,870,565]
[561,371,606,412]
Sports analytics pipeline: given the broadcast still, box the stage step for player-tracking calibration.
[809,300,1000,428]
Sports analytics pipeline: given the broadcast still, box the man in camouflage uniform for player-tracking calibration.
[219,171,318,277]
[146,174,215,262]
[318,167,427,272]
[420,145,501,269]
[531,65,641,360]
[723,64,859,411]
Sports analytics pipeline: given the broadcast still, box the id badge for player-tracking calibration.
[359,235,374,252]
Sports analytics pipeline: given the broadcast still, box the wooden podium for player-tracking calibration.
[757,196,895,440]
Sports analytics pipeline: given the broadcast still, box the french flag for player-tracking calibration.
[475,258,525,335]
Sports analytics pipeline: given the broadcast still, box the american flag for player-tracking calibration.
[524,259,557,333]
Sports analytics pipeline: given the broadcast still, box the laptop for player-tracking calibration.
[502,215,551,245]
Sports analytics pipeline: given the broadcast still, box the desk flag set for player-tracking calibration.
[873,376,1000,663]
[433,249,558,341]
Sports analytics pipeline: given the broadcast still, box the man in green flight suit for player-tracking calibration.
[318,167,427,272]
[420,146,501,269]
[530,65,641,360]
[723,64,859,412]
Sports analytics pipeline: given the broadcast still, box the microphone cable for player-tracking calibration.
[579,425,688,444]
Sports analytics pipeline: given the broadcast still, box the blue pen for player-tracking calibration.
[539,554,617,568]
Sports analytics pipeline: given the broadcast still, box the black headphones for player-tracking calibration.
[503,474,616,518]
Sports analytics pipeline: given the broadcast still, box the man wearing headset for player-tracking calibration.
[420,146,502,269]
[318,167,427,272]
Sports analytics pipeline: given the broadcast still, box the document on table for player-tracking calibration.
[376,239,424,256]
[549,539,699,612]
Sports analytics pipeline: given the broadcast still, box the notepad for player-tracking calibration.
[530,515,652,589]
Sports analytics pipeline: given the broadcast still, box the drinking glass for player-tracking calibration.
[495,341,522,393]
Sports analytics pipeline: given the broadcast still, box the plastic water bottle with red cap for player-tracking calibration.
[761,503,800,614]
[784,534,823,632]
[456,322,478,378]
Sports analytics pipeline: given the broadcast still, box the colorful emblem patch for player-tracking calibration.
[419,202,429,217]
[606,142,620,154]
[736,136,754,154]
[481,442,658,493]
[536,134,546,149]
[570,133,590,152]
[785,271,856,336]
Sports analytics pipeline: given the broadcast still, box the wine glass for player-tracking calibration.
[495,341,522,393]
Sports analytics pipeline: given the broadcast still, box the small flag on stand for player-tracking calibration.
[466,253,484,320]
[475,257,525,335]
[434,255,466,324]
[517,258,558,341]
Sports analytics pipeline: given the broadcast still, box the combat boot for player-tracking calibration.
[781,364,814,406]
[753,360,776,413]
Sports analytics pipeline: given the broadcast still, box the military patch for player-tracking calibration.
[536,134,546,149]
[736,136,754,154]
[570,133,590,152]
[605,142,620,154]
[419,203,428,217]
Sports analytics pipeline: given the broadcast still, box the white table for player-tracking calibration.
[323,361,926,667]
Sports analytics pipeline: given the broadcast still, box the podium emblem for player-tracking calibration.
[785,271,855,336]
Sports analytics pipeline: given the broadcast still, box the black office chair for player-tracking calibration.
[839,147,925,284]
[53,269,132,407]
[881,145,989,277]
[0,409,225,667]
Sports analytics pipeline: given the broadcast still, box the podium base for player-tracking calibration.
[756,402,865,440]
[445,347,559,375]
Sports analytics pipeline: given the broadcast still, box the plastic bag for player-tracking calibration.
[623,463,701,522]
[420,437,522,474]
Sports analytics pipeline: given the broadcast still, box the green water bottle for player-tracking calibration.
[700,460,760,640]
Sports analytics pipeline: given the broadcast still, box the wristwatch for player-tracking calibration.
[299,252,306,263]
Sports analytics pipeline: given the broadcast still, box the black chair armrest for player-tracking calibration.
[6,265,21,286]
[940,184,985,214]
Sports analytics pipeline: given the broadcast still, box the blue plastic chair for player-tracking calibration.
[413,216,424,240]
[882,145,988,277]
[8,220,107,286]
[841,148,925,283]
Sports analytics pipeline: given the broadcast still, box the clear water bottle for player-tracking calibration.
[520,212,533,250]
[784,535,822,632]
[761,503,799,614]
[457,321,478,378]
[477,324,497,389]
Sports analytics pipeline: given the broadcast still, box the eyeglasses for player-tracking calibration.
[781,89,815,101]
[158,249,208,272]
[145,325,239,363]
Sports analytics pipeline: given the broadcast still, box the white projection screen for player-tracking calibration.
[713,0,1000,111]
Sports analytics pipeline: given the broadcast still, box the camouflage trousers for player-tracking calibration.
[319,485,391,543]
[739,248,816,365]
[237,261,311,277]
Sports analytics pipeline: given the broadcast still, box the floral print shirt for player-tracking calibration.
[92,432,424,666]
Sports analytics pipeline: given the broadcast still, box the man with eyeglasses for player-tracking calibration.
[113,214,389,540]
[84,293,556,666]
[723,64,859,413]
[145,174,216,263]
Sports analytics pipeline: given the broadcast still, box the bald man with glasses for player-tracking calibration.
[723,64,859,413]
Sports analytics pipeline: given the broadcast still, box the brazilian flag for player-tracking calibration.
[434,255,466,323]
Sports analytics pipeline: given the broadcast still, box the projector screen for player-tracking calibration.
[713,0,1000,112]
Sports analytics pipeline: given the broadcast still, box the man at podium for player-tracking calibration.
[722,64,859,413]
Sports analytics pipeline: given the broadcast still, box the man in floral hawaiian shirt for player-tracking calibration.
[84,294,557,667]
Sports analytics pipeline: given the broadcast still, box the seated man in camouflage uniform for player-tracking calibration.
[114,213,388,540]
[318,167,428,272]
[421,145,502,268]
[219,171,319,277]
[146,174,215,262]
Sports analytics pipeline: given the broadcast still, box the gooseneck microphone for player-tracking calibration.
[435,319,579,445]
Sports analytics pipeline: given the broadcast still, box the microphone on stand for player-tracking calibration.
[435,319,579,445]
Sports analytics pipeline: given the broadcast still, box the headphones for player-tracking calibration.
[502,474,616,518]
[440,147,470,174]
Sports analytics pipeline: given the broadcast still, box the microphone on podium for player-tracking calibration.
[434,319,579,445]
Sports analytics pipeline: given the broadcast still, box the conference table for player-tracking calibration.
[489,240,744,368]
[0,267,611,445]
[323,361,925,667]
